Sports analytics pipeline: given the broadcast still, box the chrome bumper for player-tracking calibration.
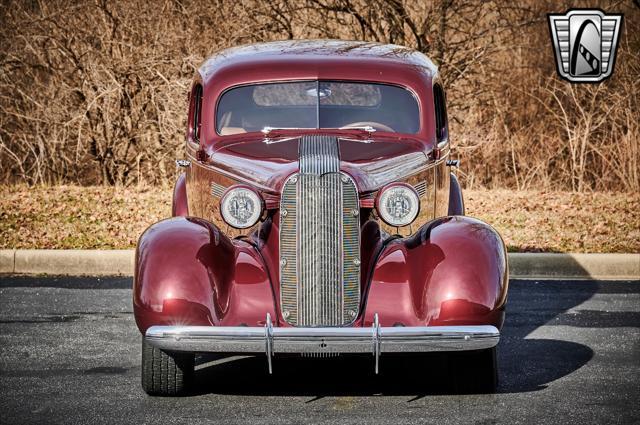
[145,314,499,374]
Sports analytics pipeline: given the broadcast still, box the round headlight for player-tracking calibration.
[220,186,263,229]
[376,183,420,227]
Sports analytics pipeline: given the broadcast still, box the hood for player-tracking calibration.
[206,133,434,194]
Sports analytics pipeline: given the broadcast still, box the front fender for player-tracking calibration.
[133,217,276,334]
[363,216,508,329]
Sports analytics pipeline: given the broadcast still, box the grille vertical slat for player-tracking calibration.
[279,135,360,327]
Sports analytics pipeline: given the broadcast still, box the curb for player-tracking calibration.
[0,250,638,280]
[508,253,639,280]
[1,249,134,276]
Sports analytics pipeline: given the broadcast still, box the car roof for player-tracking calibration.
[198,40,438,84]
[196,40,440,145]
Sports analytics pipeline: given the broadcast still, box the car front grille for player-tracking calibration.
[279,135,360,326]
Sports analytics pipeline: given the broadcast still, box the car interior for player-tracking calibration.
[216,81,420,135]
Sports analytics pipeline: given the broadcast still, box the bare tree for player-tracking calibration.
[0,0,638,191]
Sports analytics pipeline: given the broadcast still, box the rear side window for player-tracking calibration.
[187,83,203,143]
[433,83,448,143]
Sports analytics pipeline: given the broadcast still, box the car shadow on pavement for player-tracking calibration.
[190,279,602,398]
[495,279,597,394]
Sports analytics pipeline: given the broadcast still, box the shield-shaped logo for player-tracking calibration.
[548,9,623,83]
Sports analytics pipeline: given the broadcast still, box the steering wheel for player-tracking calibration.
[340,121,395,132]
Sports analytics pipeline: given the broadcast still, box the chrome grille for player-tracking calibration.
[279,135,361,326]
[280,178,298,322]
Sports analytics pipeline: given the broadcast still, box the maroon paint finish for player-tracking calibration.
[172,173,189,217]
[133,217,276,333]
[362,216,508,329]
[134,214,506,333]
[134,41,508,336]
[448,173,464,216]
[208,137,299,194]
[196,40,438,157]
[200,132,432,195]
[339,135,432,193]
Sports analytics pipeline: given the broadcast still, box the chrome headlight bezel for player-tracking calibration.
[375,182,420,227]
[220,185,264,229]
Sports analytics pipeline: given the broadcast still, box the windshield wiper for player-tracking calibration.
[324,126,377,143]
[260,126,377,144]
[261,126,312,135]
[333,126,377,134]
[261,126,376,135]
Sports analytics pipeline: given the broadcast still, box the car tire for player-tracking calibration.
[141,338,195,396]
[449,347,498,394]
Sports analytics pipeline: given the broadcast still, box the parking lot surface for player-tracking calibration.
[0,277,638,424]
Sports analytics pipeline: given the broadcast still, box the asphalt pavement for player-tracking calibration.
[0,276,638,424]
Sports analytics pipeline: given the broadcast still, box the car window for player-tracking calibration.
[187,83,203,143]
[216,81,419,135]
[253,81,317,106]
[318,82,381,106]
[433,83,448,143]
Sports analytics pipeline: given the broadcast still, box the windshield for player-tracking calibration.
[216,81,420,135]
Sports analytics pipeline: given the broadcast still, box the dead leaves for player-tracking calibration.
[0,186,637,252]
[464,189,639,253]
[0,185,171,249]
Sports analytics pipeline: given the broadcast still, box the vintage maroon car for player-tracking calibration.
[134,40,508,396]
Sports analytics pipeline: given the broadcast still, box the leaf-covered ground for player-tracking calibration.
[1,185,638,252]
